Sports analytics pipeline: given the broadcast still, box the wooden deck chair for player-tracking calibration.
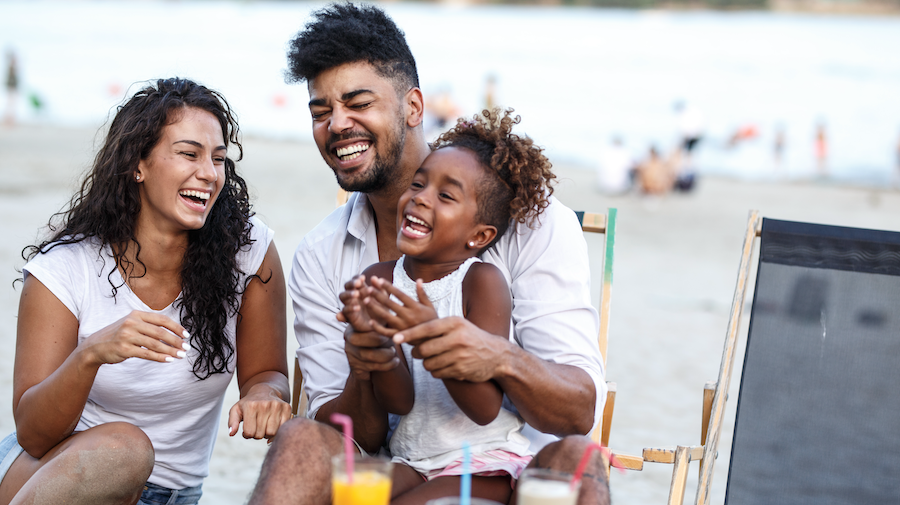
[577,209,643,473]
[646,210,900,505]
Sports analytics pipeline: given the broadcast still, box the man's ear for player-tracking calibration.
[405,87,424,128]
[467,224,498,251]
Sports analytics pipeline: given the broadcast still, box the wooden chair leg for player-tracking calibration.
[594,382,616,446]
[667,446,693,505]
[701,381,716,445]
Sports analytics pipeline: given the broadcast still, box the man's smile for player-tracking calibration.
[335,142,370,161]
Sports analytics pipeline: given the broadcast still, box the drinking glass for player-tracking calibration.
[331,454,393,505]
[516,468,580,505]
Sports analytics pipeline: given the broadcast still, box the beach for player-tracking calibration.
[2,123,899,504]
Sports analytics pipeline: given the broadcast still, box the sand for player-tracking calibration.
[1,124,899,504]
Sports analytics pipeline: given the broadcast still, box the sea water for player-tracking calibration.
[1,1,899,183]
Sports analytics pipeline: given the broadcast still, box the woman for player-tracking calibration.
[0,78,291,505]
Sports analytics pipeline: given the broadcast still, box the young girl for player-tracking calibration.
[339,108,557,503]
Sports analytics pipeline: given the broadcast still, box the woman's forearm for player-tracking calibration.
[240,370,290,402]
[14,347,100,458]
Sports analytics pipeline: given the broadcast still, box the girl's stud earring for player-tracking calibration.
[468,242,475,247]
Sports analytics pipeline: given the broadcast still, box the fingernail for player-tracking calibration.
[393,334,404,343]
[177,350,187,358]
[182,342,190,351]
[165,356,175,362]
[182,330,191,339]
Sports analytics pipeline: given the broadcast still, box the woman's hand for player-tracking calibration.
[233,242,291,440]
[81,310,189,366]
[228,383,292,440]
[364,276,438,335]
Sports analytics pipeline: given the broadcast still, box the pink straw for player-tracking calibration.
[571,443,625,491]
[330,413,355,483]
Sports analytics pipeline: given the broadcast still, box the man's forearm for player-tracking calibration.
[314,375,389,453]
[494,343,596,436]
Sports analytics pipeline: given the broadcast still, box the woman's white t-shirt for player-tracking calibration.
[21,216,273,490]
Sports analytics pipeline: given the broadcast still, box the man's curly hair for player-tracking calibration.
[286,3,419,95]
[432,108,556,249]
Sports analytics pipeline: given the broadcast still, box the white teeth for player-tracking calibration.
[336,144,369,158]
[404,225,427,237]
[179,190,210,200]
[406,215,427,226]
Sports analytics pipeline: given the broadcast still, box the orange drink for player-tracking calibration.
[331,455,393,505]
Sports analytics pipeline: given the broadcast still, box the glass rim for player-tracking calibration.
[518,467,575,480]
[424,497,505,505]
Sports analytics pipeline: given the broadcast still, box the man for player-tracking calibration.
[249,4,609,504]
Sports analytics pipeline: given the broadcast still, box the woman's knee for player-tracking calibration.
[1,423,154,504]
[69,422,154,484]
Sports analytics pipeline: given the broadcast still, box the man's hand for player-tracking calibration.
[337,275,399,380]
[343,325,399,381]
[393,316,511,383]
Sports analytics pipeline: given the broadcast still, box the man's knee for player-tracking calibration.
[536,435,595,470]
[268,417,343,461]
[533,436,609,505]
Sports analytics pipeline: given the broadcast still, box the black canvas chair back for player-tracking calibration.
[726,218,900,504]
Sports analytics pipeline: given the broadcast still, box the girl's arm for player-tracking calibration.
[344,262,414,416]
[442,262,508,425]
[229,242,292,439]
[14,278,188,458]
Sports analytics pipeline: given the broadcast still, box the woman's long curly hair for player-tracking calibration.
[432,108,556,249]
[23,77,252,379]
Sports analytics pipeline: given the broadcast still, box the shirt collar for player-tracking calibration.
[346,191,374,242]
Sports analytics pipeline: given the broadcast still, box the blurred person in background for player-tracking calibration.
[4,49,18,126]
[894,128,899,187]
[423,86,460,140]
[674,100,703,192]
[635,146,675,196]
[0,78,291,505]
[249,3,609,505]
[596,136,633,195]
[773,124,786,174]
[814,121,828,177]
[484,73,497,111]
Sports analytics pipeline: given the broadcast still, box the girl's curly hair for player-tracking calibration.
[23,77,253,380]
[432,108,556,249]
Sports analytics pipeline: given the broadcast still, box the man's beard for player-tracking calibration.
[333,117,407,193]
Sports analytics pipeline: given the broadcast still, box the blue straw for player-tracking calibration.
[461,442,471,505]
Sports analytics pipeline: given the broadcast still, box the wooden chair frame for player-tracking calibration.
[641,210,761,505]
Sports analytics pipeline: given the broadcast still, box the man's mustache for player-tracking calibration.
[326,131,374,150]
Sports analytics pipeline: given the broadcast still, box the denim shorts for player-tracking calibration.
[0,432,25,485]
[138,482,203,505]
